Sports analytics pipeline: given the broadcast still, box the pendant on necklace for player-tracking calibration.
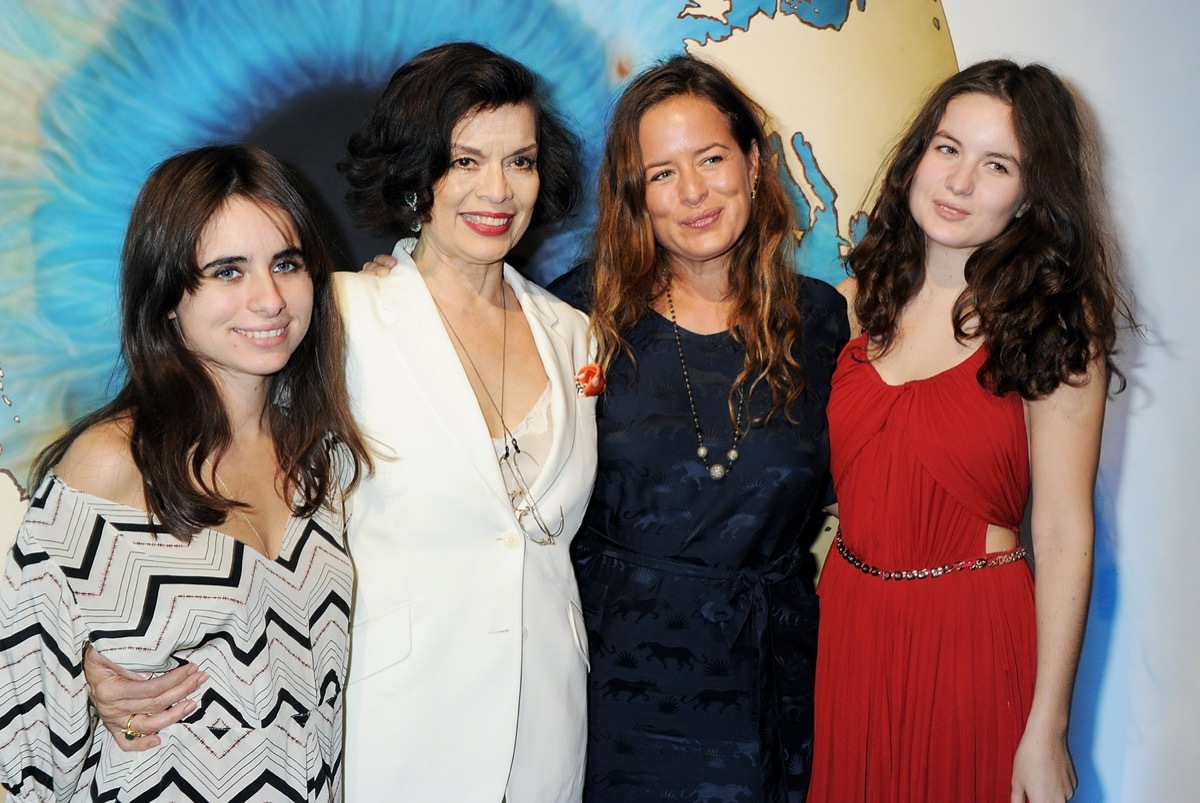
[667,282,746,483]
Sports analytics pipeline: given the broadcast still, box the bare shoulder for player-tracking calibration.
[1026,358,1109,430]
[836,276,861,335]
[56,416,145,507]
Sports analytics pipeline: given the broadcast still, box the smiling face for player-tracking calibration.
[638,94,759,276]
[173,195,313,397]
[414,103,541,273]
[908,92,1027,265]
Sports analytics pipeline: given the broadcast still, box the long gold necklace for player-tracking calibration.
[430,286,516,457]
[429,286,565,545]
[206,459,270,557]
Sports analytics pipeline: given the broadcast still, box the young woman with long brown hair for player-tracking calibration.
[552,54,848,802]
[809,60,1132,803]
[0,144,371,801]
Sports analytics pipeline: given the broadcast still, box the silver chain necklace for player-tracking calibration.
[665,283,745,481]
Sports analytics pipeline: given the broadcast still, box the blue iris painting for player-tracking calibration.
[0,0,852,481]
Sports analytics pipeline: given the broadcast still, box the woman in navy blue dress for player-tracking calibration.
[551,56,848,802]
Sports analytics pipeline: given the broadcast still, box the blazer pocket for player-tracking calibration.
[575,393,598,421]
[347,601,413,685]
[568,598,590,672]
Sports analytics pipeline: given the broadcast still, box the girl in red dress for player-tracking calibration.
[810,60,1133,803]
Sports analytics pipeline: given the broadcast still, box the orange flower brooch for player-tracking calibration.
[574,363,605,397]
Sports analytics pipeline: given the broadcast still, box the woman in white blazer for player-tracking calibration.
[81,43,597,802]
[334,45,596,800]
[334,237,595,801]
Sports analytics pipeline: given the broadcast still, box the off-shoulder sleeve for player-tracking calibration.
[0,531,93,801]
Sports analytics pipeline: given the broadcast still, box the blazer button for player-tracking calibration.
[502,532,521,549]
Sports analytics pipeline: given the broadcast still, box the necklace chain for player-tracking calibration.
[665,283,745,481]
[206,459,270,557]
[430,287,513,453]
[430,286,565,544]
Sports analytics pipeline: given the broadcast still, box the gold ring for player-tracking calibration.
[122,713,142,741]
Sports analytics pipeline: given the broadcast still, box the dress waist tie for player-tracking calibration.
[577,527,816,802]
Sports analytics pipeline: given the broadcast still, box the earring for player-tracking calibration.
[751,188,757,201]
[403,192,421,232]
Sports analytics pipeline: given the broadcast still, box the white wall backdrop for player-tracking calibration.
[944,1,1200,799]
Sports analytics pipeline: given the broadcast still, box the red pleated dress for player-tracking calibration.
[809,335,1036,803]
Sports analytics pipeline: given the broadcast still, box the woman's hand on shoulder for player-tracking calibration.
[56,418,142,506]
[1010,721,1077,802]
[85,645,207,752]
[362,253,398,277]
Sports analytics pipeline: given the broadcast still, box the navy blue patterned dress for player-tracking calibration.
[550,268,848,803]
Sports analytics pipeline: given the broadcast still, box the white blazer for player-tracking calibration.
[334,241,597,802]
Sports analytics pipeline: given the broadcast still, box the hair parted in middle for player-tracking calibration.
[849,58,1133,398]
[588,54,807,422]
[340,41,582,239]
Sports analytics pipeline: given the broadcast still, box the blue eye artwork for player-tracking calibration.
[0,0,953,487]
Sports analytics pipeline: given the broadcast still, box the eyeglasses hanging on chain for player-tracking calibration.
[498,431,564,545]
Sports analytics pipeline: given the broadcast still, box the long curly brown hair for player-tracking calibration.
[588,55,806,422]
[849,59,1134,398]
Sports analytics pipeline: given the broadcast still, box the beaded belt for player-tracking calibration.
[835,532,1026,580]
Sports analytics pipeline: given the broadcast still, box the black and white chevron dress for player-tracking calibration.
[0,475,351,802]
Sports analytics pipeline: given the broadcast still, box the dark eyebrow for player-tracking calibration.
[644,141,728,171]
[201,246,302,272]
[450,142,538,158]
[201,255,245,271]
[932,130,961,148]
[933,130,1019,164]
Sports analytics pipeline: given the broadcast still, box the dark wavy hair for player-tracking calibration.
[31,144,372,537]
[849,59,1133,397]
[340,41,581,237]
[588,55,806,422]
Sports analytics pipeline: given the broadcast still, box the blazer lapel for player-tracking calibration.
[375,252,513,511]
[505,266,578,503]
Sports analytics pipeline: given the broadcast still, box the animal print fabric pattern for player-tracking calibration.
[562,272,849,802]
[0,476,351,802]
